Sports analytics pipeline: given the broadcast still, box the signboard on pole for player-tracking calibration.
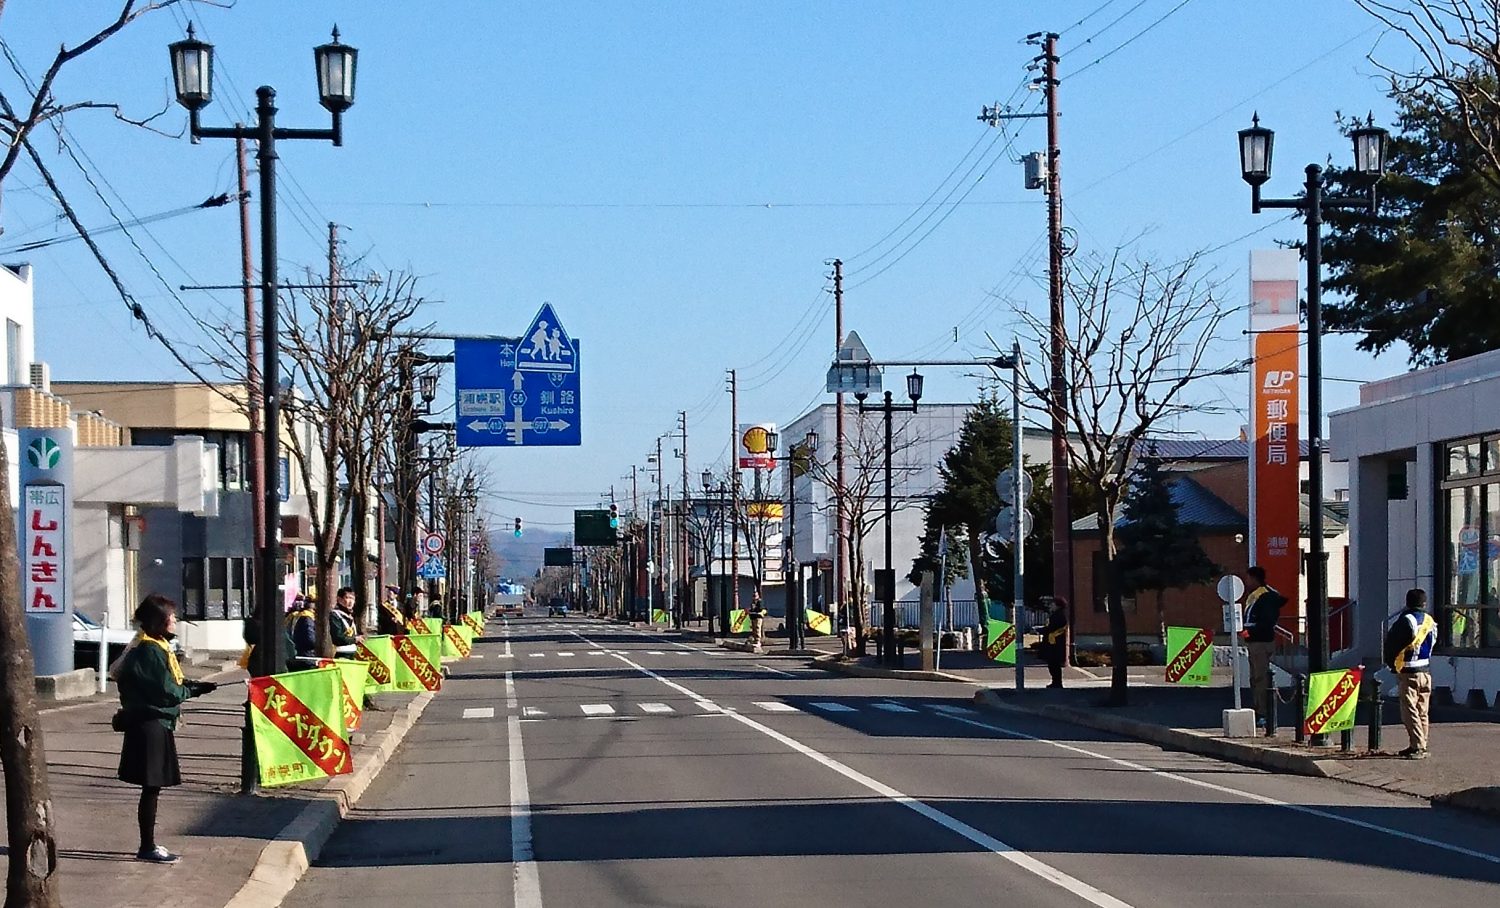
[455,303,581,448]
[1248,250,1301,636]
[543,547,575,567]
[738,423,778,469]
[20,428,73,676]
[574,509,617,546]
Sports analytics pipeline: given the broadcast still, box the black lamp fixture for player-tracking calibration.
[1350,112,1390,177]
[805,428,819,452]
[168,24,212,111]
[314,27,358,113]
[418,371,438,409]
[766,429,780,455]
[702,469,714,491]
[906,370,925,403]
[1237,112,1273,187]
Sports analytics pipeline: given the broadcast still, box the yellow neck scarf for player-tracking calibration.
[142,634,184,685]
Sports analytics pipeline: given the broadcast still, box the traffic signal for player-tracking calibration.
[609,503,619,529]
[514,517,523,538]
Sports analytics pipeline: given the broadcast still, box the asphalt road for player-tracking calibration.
[284,615,1500,907]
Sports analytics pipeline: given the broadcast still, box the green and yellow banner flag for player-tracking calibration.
[464,611,485,635]
[805,609,832,635]
[651,608,670,624]
[355,635,396,693]
[392,633,443,692]
[442,622,472,660]
[249,666,352,788]
[407,616,438,636]
[1304,667,1363,736]
[1164,626,1214,686]
[315,658,369,732]
[985,618,1017,664]
[729,608,748,634]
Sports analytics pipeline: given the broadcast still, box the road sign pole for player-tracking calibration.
[1012,341,1026,692]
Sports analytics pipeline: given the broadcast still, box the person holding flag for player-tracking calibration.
[1241,566,1287,730]
[1384,588,1438,760]
[1037,598,1069,688]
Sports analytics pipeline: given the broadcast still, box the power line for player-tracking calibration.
[0,193,238,255]
[1071,0,1199,81]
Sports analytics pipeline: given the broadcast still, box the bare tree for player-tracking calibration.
[804,408,922,654]
[0,4,223,904]
[1012,250,1229,705]
[1358,1,1500,188]
[280,267,426,655]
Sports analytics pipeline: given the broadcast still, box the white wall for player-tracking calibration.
[0,264,35,388]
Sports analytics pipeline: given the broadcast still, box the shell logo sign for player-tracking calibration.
[738,423,777,469]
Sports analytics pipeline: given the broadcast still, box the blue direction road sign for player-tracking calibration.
[417,556,447,580]
[455,304,582,448]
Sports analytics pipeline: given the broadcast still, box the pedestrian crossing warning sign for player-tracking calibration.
[518,303,576,374]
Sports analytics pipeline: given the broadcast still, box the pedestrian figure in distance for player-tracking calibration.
[1241,566,1287,733]
[1384,588,1438,759]
[749,594,767,650]
[1037,597,1069,688]
[112,595,217,864]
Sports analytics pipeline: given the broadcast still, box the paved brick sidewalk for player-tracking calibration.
[1,667,406,908]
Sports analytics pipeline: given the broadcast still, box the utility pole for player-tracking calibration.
[979,33,1072,646]
[1040,32,1074,638]
[728,368,740,613]
[236,135,265,555]
[679,409,689,626]
[832,259,846,644]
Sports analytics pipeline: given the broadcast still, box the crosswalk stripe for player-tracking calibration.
[695,701,723,712]
[528,653,545,658]
[930,704,976,715]
[646,651,665,655]
[522,707,547,717]
[462,707,495,719]
[587,652,608,657]
[810,702,856,712]
[873,703,917,713]
[638,703,674,714]
[753,701,798,712]
[557,652,577,658]
[580,704,615,716]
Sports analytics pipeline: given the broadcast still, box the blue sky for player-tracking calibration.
[2,1,1416,546]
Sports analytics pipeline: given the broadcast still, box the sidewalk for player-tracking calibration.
[973,683,1500,817]
[0,664,428,908]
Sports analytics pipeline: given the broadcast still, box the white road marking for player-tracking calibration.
[497,653,515,659]
[646,650,665,656]
[504,671,517,710]
[462,707,495,720]
[874,703,916,713]
[638,702,674,714]
[522,706,547,717]
[504,631,513,659]
[929,704,975,716]
[933,709,1500,868]
[753,701,798,712]
[580,704,615,716]
[471,654,485,659]
[810,702,857,712]
[695,701,724,712]
[529,653,546,658]
[587,652,609,657]
[556,652,577,658]
[506,714,542,907]
[757,663,795,677]
[593,643,1134,908]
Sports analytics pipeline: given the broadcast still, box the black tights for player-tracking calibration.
[137,786,161,852]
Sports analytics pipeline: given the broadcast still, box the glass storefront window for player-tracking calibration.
[1448,440,1482,478]
[1487,485,1500,649]
[206,558,227,619]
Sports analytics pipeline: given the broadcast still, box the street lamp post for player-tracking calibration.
[858,371,923,666]
[784,430,818,652]
[1237,113,1387,739]
[172,24,356,794]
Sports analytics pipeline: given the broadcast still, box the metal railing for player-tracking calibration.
[867,599,1045,630]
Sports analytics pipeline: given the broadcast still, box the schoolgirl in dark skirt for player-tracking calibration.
[113,595,216,863]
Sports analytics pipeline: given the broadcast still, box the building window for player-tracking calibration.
[1439,435,1500,651]
[181,558,205,620]
[229,558,247,619]
[6,319,21,385]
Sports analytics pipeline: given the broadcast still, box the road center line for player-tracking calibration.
[931,708,1500,867]
[504,670,518,709]
[582,634,1132,908]
[756,663,795,677]
[507,712,542,907]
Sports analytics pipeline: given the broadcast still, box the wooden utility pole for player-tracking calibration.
[237,135,265,552]
[1039,32,1076,637]
[832,259,846,643]
[679,409,689,624]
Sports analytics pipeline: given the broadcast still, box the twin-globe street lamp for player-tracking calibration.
[170,24,357,684]
[1236,113,1387,713]
[172,25,356,794]
[857,371,924,666]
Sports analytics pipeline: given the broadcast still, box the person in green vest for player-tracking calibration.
[113,594,217,863]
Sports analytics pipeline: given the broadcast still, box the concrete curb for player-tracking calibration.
[812,654,981,685]
[223,690,436,908]
[970,689,1500,817]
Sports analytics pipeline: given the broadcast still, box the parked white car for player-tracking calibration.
[71,612,180,670]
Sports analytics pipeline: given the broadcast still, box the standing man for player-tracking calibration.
[331,587,360,658]
[377,586,406,635]
[748,594,767,650]
[1384,588,1438,760]
[1241,565,1287,732]
[1037,597,1069,689]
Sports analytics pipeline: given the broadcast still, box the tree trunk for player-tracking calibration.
[847,528,867,655]
[967,528,986,643]
[0,408,62,906]
[350,485,369,629]
[1103,520,1129,707]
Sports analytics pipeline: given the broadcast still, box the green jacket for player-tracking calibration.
[117,640,189,730]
